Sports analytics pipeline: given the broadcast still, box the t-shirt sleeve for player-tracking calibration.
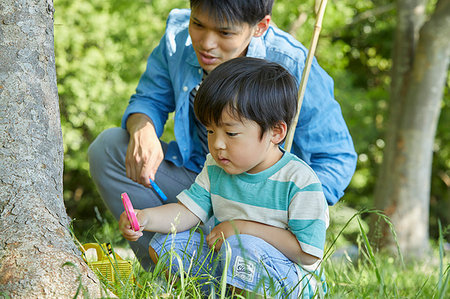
[288,166,329,259]
[177,156,214,223]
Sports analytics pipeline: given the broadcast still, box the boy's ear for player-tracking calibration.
[271,121,287,145]
[253,15,271,37]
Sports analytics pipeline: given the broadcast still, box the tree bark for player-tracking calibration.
[0,1,101,297]
[374,0,450,258]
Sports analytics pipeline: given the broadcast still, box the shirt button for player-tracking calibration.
[172,156,177,160]
[183,86,188,92]
[198,69,202,74]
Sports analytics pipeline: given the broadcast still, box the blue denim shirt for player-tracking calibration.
[122,9,357,205]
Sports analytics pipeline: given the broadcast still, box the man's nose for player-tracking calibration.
[200,31,217,51]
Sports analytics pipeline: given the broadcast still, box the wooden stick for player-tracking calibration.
[284,0,328,152]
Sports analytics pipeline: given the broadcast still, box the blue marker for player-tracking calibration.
[150,178,167,201]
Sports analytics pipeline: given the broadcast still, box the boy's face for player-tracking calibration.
[206,108,282,175]
[189,9,266,73]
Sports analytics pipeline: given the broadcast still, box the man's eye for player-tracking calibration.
[193,21,203,28]
[207,130,214,134]
[226,132,238,137]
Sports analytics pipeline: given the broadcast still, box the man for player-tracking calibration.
[88,0,357,270]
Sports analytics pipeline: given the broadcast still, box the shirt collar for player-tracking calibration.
[187,39,201,67]
[246,36,266,59]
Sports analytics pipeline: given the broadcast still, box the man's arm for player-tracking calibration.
[121,32,175,136]
[120,25,180,188]
[206,220,318,266]
[293,58,357,205]
[125,113,164,187]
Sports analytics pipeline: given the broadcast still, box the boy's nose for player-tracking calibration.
[212,137,226,150]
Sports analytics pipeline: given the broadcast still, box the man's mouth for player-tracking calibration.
[198,51,218,65]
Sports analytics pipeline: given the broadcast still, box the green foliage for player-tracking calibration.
[54,0,449,242]
[54,0,187,239]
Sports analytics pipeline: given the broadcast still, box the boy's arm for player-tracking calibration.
[119,202,200,241]
[207,220,318,265]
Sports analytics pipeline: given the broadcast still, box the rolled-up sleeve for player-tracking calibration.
[121,33,176,137]
[292,58,357,205]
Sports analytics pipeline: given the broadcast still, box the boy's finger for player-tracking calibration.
[214,239,223,251]
[123,230,143,240]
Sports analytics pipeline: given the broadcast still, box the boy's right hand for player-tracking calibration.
[119,209,145,241]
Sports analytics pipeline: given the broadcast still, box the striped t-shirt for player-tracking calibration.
[177,151,329,259]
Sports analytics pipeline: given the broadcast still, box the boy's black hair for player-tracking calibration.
[194,57,298,142]
[190,0,274,26]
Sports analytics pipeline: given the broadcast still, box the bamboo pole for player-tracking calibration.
[284,0,329,152]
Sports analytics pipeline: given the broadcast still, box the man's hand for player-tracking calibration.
[206,221,241,251]
[119,209,146,242]
[125,114,163,187]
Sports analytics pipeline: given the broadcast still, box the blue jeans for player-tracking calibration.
[150,230,326,298]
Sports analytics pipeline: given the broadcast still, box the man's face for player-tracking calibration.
[189,9,258,72]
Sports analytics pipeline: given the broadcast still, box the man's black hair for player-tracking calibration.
[190,0,274,26]
[194,57,298,142]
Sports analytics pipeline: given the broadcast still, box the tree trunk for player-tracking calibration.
[0,1,101,297]
[373,0,450,258]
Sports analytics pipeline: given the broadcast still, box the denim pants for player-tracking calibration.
[150,230,326,298]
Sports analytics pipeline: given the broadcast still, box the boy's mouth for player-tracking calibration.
[217,155,230,165]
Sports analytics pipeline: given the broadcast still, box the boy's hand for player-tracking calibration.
[206,221,240,251]
[119,209,146,241]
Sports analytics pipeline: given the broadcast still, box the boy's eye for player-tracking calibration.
[226,132,238,137]
[207,130,214,134]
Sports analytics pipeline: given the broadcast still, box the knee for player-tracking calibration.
[88,127,127,160]
[88,127,128,179]
[150,231,207,262]
[149,232,184,259]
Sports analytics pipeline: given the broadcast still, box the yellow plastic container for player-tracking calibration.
[80,243,133,285]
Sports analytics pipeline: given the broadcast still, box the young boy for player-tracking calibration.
[119,57,329,298]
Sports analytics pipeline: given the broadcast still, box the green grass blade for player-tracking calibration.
[438,219,444,292]
[323,208,369,261]
[172,251,185,299]
[357,216,386,297]
[437,265,450,299]
[220,238,232,299]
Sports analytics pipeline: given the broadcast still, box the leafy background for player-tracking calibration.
[54,0,449,245]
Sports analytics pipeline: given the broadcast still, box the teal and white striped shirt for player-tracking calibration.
[177,151,329,259]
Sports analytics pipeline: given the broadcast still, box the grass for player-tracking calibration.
[76,210,450,298]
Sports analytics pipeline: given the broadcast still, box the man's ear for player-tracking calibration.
[253,15,271,37]
[271,121,287,145]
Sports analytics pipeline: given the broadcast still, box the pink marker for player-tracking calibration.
[121,192,140,231]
